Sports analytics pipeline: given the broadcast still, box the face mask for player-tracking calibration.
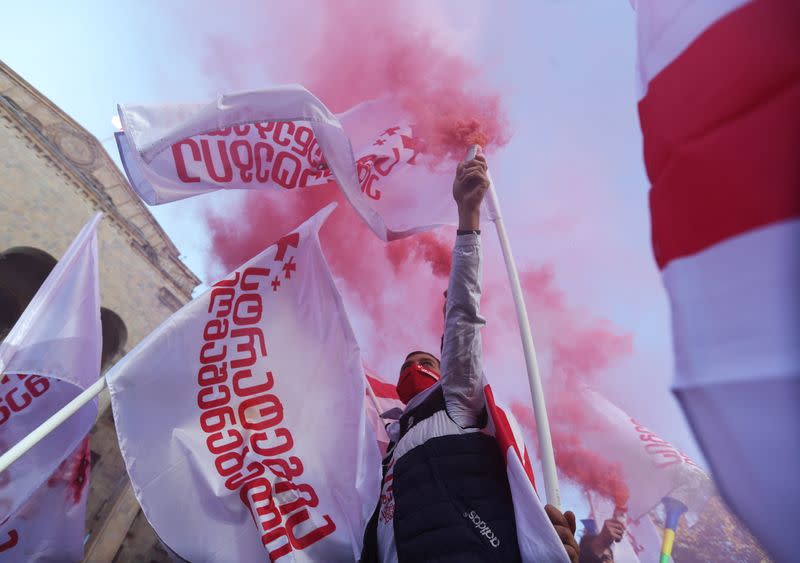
[396,363,440,404]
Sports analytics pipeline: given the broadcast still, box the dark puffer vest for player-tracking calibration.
[360,386,522,562]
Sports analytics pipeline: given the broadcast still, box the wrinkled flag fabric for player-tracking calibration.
[580,388,712,522]
[115,88,490,241]
[633,1,800,560]
[0,214,101,536]
[106,204,381,562]
[0,438,91,562]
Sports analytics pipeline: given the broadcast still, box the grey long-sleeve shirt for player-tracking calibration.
[385,231,487,439]
[376,233,487,563]
[439,231,487,426]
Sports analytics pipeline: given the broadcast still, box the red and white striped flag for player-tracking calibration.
[0,214,102,561]
[115,90,490,241]
[633,2,799,559]
[106,204,381,562]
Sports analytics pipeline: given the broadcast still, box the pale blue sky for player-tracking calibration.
[1,1,703,519]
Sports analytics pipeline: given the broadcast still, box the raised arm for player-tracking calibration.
[440,151,490,428]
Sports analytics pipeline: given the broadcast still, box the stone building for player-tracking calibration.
[0,60,200,560]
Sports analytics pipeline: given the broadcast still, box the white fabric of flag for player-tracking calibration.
[115,87,491,241]
[0,438,91,562]
[0,214,102,528]
[484,386,569,562]
[579,389,712,521]
[106,204,381,562]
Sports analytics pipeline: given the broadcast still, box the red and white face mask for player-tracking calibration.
[396,363,440,404]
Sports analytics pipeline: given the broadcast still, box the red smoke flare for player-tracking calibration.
[511,402,630,509]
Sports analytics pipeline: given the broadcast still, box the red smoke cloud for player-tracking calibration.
[512,402,628,508]
[199,0,503,362]
[195,0,635,508]
[496,266,633,508]
[263,0,509,160]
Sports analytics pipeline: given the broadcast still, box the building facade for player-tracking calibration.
[0,60,199,561]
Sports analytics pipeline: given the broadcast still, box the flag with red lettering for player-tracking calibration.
[115,88,487,240]
[0,439,91,562]
[364,366,403,455]
[106,204,381,562]
[0,214,102,560]
[579,389,712,521]
[633,1,799,559]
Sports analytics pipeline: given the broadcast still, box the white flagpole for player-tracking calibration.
[467,145,561,508]
[0,375,107,475]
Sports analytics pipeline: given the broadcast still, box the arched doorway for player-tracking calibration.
[100,308,127,369]
[0,248,128,369]
[0,247,57,340]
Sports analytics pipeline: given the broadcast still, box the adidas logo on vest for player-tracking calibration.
[463,510,501,548]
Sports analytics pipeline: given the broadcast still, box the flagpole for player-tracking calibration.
[467,145,561,508]
[0,375,107,475]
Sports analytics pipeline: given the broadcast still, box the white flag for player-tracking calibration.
[580,388,712,520]
[116,88,489,240]
[106,204,381,562]
[0,438,91,562]
[0,214,102,526]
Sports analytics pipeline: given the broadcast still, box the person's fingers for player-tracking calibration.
[545,504,568,528]
[460,170,489,186]
[469,154,488,170]
[462,158,487,173]
[553,526,580,561]
[553,525,572,545]
[564,544,579,563]
[564,510,577,534]
[461,156,486,170]
[566,537,580,562]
